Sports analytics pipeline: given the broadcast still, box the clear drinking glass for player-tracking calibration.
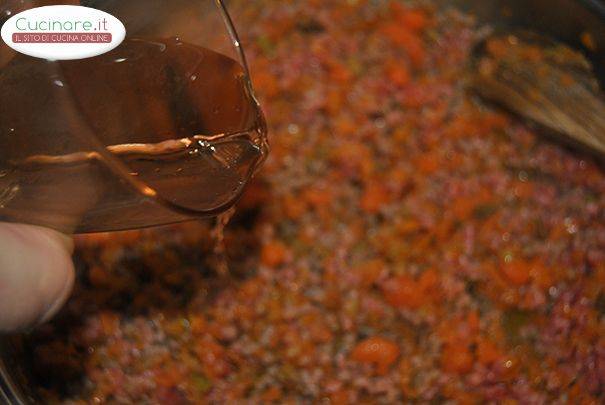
[0,0,268,234]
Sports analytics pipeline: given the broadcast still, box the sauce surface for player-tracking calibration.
[29,1,605,403]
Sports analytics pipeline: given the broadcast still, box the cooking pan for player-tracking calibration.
[1,0,604,403]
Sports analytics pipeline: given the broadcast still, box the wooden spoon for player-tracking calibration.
[470,32,605,157]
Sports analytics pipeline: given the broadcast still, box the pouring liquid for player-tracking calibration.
[0,38,268,233]
[210,206,236,276]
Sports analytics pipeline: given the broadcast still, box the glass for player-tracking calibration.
[0,0,268,234]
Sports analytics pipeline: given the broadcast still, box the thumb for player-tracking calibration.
[0,223,75,333]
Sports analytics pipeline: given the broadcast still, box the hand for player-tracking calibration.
[0,0,79,332]
[0,223,74,332]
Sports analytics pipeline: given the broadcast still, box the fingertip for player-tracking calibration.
[0,223,75,333]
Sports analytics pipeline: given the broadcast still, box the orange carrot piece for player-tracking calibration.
[351,336,400,374]
[261,241,288,267]
[360,183,391,213]
[382,275,424,309]
[441,344,474,374]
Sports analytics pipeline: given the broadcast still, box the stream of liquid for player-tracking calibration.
[210,206,236,276]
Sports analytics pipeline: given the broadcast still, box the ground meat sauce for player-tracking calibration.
[29,1,605,403]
